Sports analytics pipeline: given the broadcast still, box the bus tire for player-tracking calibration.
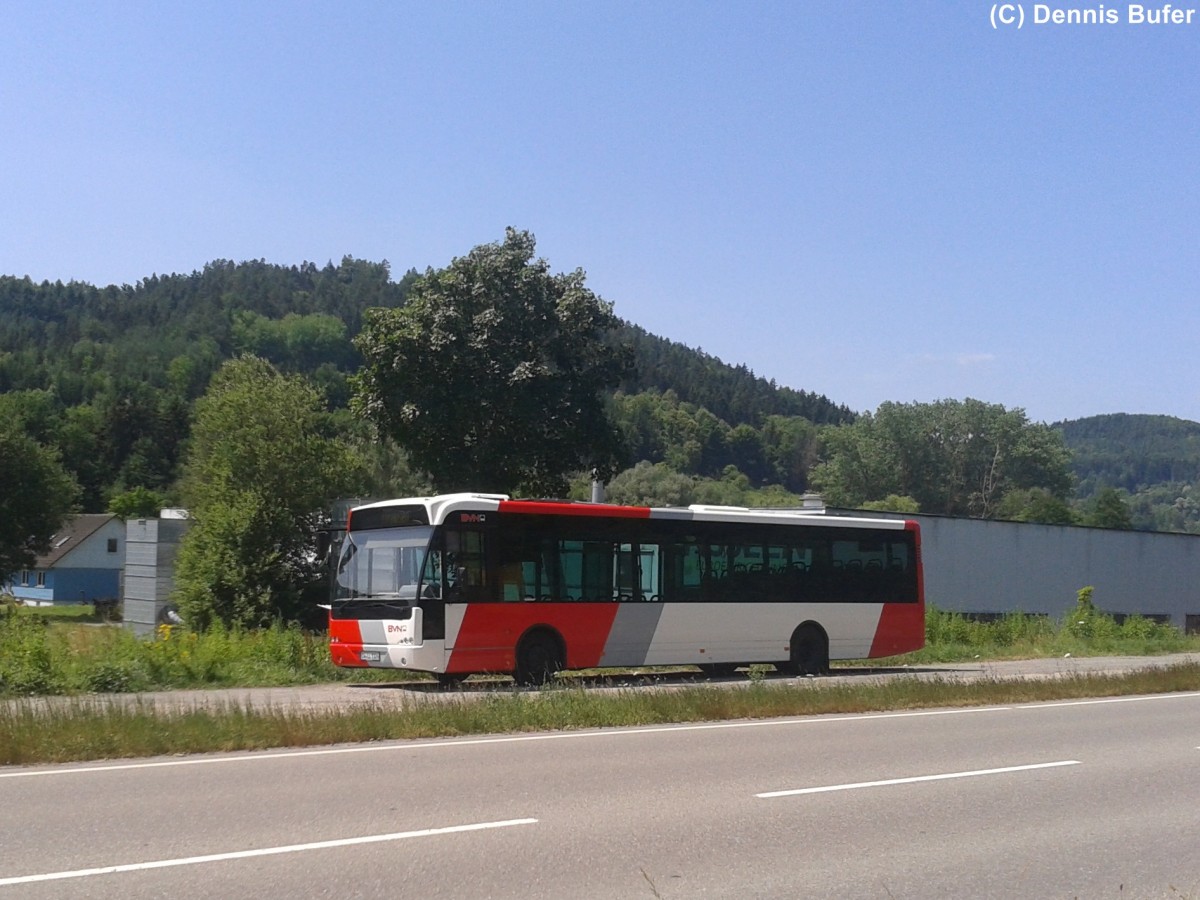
[515,630,563,686]
[788,624,829,676]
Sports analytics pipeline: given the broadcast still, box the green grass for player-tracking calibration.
[3,663,1198,767]
[895,604,1199,664]
[11,602,104,622]
[2,594,1198,699]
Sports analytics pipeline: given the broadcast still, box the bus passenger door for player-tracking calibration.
[444,524,489,604]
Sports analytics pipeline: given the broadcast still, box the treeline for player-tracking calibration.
[615,325,855,428]
[1055,414,1200,533]
[1056,414,1200,493]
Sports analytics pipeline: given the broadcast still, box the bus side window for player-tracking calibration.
[498,563,525,602]
[639,543,661,601]
[704,544,730,602]
[582,541,613,602]
[615,543,636,601]
[495,530,531,601]
[445,526,488,602]
[494,530,560,601]
[665,542,703,602]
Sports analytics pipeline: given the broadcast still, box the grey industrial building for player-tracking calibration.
[832,510,1200,633]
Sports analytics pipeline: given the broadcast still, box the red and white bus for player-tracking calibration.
[328,493,924,684]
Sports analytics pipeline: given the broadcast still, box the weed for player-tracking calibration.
[747,664,772,683]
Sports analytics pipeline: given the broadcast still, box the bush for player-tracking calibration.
[0,614,64,695]
[83,659,150,694]
[0,609,375,698]
[913,593,1198,663]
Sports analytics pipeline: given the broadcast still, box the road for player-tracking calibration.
[3,682,1199,898]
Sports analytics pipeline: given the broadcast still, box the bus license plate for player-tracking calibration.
[359,650,383,662]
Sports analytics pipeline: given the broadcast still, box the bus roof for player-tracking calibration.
[348,493,913,531]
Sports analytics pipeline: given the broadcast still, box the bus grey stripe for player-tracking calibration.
[599,603,664,666]
[359,621,388,644]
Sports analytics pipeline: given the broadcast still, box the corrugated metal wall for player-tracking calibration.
[841,512,1200,630]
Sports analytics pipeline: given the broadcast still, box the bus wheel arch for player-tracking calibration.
[788,622,830,676]
[514,627,565,686]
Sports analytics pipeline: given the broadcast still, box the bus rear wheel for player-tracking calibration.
[515,632,563,686]
[788,624,829,676]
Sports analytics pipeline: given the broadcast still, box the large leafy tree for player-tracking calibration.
[810,399,1073,517]
[1084,486,1134,529]
[0,423,79,582]
[353,228,630,495]
[604,461,698,507]
[174,357,364,628]
[994,487,1078,525]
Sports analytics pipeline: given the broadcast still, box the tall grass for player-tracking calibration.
[909,588,1198,663]
[2,590,1197,699]
[0,609,398,697]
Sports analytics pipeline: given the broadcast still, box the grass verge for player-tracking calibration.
[4,595,1198,698]
[3,662,1197,767]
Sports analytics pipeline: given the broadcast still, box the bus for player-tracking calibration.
[328,493,924,684]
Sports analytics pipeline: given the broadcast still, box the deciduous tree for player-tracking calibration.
[174,357,363,628]
[1084,486,1134,529]
[353,229,630,495]
[994,487,1077,524]
[810,399,1073,517]
[0,424,79,582]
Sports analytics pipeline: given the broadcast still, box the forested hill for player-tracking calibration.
[616,325,854,427]
[0,260,849,427]
[1055,414,1200,494]
[0,258,851,506]
[0,258,409,363]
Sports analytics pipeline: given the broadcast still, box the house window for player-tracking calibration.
[107,538,118,553]
[36,571,46,587]
[20,570,30,586]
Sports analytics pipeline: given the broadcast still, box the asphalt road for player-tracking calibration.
[3,670,1199,898]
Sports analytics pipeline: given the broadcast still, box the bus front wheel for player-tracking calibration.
[788,624,829,676]
[515,631,563,686]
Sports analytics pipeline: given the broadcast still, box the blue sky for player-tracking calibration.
[3,1,1198,424]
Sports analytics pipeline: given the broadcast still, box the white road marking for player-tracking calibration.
[756,760,1081,798]
[0,818,538,887]
[1014,692,1200,710]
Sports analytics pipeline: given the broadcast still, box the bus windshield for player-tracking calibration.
[334,525,436,610]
